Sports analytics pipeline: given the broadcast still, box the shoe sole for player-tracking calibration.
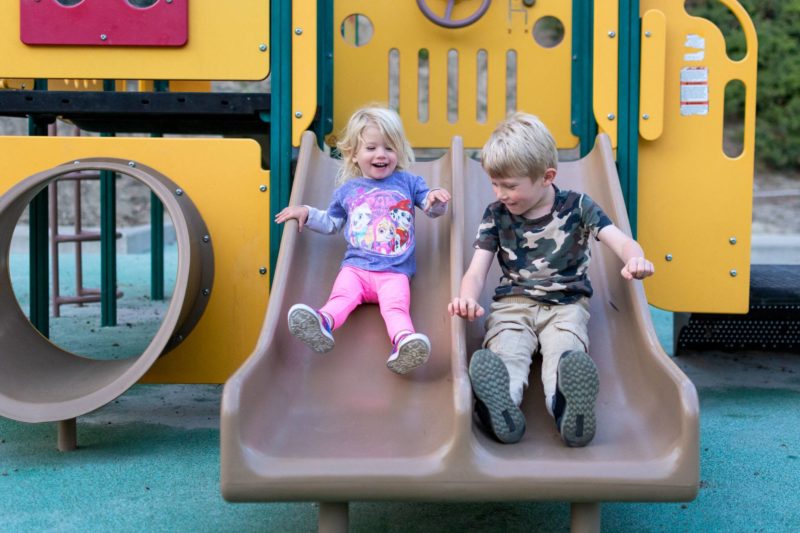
[288,307,334,353]
[387,338,430,374]
[557,350,598,447]
[469,349,525,444]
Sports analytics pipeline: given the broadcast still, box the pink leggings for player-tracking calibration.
[319,266,414,342]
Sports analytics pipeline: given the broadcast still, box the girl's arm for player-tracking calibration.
[597,225,655,280]
[274,205,309,231]
[423,188,451,218]
[274,205,345,234]
[448,248,494,321]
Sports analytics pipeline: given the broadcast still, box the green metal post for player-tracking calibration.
[269,0,293,282]
[101,80,117,326]
[28,79,50,337]
[617,0,641,236]
[315,0,334,147]
[571,0,597,157]
[150,80,168,301]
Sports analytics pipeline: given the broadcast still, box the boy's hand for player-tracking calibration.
[274,205,310,232]
[427,188,451,209]
[448,297,484,321]
[621,257,654,280]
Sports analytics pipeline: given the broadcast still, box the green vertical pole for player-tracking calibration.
[101,80,117,327]
[269,0,292,282]
[315,0,334,147]
[617,0,641,236]
[150,80,168,301]
[571,0,597,157]
[28,79,49,337]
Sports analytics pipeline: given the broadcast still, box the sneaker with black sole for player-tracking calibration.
[468,349,526,444]
[553,350,599,447]
[287,303,334,353]
[386,333,430,374]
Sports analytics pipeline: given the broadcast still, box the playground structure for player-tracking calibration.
[0,1,760,531]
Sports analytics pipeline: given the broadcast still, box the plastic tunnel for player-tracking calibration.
[0,158,213,423]
[221,132,698,511]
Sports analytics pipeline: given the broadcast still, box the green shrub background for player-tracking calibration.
[686,0,800,170]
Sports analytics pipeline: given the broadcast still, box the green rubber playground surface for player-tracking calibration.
[2,249,800,532]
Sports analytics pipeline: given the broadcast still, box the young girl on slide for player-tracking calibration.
[275,105,451,374]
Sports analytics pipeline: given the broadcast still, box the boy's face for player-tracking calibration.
[353,125,398,180]
[490,170,556,218]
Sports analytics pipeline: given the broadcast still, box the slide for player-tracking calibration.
[221,132,698,521]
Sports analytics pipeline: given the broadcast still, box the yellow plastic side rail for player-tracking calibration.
[0,137,270,383]
[639,9,666,140]
[0,2,269,81]
[639,0,758,313]
[293,0,318,147]
[593,0,619,148]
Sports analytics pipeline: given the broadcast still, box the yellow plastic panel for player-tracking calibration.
[0,137,270,383]
[593,0,618,147]
[293,0,318,146]
[333,1,577,149]
[638,0,757,313]
[639,9,666,140]
[0,3,269,81]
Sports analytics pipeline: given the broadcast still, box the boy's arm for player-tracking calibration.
[448,248,495,320]
[597,225,655,280]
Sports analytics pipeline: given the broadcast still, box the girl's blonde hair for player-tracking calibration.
[336,105,415,184]
[481,112,558,181]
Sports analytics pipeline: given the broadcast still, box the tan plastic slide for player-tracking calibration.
[221,132,699,531]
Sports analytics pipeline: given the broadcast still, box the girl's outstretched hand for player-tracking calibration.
[621,256,655,280]
[427,188,452,209]
[448,297,484,321]
[275,205,310,232]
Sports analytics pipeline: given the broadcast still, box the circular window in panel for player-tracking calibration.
[340,14,374,47]
[1,158,213,423]
[533,16,565,48]
[9,173,179,363]
[55,0,85,6]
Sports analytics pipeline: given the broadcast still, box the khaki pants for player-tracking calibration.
[483,296,590,415]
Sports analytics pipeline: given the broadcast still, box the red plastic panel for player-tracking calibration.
[20,0,188,47]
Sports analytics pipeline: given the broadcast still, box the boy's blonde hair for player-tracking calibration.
[336,105,415,184]
[481,112,558,181]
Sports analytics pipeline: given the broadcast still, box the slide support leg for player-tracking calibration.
[318,502,349,533]
[570,502,601,533]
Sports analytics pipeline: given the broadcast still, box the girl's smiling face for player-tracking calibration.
[353,124,398,180]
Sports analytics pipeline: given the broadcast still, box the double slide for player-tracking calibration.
[220,131,699,528]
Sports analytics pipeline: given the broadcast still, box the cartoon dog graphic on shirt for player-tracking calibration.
[349,200,373,247]
[390,199,413,253]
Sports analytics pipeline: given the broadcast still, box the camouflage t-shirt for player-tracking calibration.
[474,186,613,304]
